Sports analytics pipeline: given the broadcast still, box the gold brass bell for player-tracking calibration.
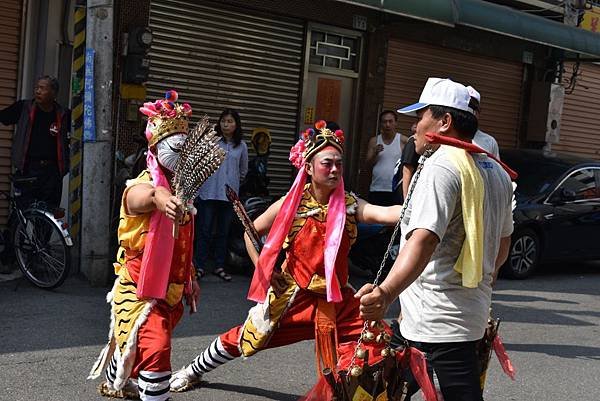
[383,333,391,343]
[381,347,391,357]
[376,333,385,343]
[350,365,363,377]
[355,347,366,359]
[362,330,375,341]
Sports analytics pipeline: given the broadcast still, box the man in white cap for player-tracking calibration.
[356,77,514,401]
[467,85,500,159]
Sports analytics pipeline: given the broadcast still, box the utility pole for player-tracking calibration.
[544,0,585,152]
[81,0,114,286]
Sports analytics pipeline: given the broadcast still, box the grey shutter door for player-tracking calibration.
[147,0,305,195]
[0,0,22,225]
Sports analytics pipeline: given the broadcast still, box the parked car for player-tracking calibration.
[500,149,600,279]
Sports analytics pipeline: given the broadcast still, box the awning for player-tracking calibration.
[457,0,600,58]
[335,0,457,27]
[338,0,600,58]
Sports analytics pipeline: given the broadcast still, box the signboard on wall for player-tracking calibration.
[83,48,96,142]
[315,78,341,123]
[581,6,600,33]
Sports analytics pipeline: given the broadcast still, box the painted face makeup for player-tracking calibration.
[309,147,343,188]
[156,133,186,171]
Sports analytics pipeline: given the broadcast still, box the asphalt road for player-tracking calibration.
[0,261,598,401]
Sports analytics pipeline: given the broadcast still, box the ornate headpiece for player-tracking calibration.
[290,120,345,168]
[140,90,193,147]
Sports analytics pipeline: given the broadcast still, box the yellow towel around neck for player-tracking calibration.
[444,145,485,288]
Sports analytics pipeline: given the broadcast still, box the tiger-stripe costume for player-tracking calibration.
[171,185,368,391]
[88,171,194,401]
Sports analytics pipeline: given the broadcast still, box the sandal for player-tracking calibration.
[195,268,206,280]
[213,267,232,282]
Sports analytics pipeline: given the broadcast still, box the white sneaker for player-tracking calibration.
[169,366,202,392]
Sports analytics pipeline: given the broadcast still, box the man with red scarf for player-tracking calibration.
[169,121,403,394]
[0,76,70,210]
[357,78,514,401]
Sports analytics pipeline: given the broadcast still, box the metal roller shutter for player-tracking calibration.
[553,63,600,160]
[383,39,523,149]
[0,0,22,225]
[147,0,304,195]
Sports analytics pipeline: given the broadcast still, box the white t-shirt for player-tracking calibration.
[399,146,513,343]
[370,133,403,192]
[473,130,500,159]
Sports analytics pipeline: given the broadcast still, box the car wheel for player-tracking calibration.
[503,228,540,279]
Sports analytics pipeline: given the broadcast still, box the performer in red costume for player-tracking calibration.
[170,121,402,394]
[88,91,200,401]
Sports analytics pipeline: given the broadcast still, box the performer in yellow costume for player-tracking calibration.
[88,91,200,401]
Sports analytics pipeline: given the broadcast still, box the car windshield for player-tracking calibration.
[502,155,569,197]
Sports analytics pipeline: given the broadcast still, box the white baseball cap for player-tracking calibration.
[397,77,473,117]
[466,85,481,103]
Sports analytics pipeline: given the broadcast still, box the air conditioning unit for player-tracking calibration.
[545,83,565,144]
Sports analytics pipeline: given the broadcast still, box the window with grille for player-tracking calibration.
[309,30,360,72]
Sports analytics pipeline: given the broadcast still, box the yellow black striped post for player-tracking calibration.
[69,0,86,262]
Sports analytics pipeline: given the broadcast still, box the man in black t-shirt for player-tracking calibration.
[392,122,419,203]
[0,76,70,210]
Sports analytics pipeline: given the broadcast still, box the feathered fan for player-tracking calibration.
[172,116,226,237]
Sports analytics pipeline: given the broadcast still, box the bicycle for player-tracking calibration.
[0,176,73,289]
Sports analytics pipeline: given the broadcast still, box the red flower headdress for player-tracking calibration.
[140,90,193,147]
[289,120,345,169]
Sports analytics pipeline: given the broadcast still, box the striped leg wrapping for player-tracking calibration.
[138,370,171,401]
[105,354,118,386]
[190,337,235,376]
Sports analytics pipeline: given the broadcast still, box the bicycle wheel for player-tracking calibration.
[13,210,70,289]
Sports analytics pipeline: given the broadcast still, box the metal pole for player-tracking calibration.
[80,0,114,285]
[69,0,86,273]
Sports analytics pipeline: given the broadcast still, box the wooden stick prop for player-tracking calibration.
[225,184,263,252]
[171,116,226,238]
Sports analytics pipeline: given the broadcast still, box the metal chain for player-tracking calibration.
[348,148,434,372]
[372,148,433,287]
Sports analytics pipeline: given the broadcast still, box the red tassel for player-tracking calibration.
[298,375,334,401]
[407,347,439,401]
[493,335,516,380]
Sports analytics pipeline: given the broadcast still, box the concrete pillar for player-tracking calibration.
[81,0,114,286]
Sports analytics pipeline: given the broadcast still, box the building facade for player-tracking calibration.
[3,0,600,283]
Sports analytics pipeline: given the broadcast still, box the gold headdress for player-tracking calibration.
[289,120,345,168]
[140,90,192,147]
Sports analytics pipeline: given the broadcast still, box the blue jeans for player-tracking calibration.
[193,199,234,270]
